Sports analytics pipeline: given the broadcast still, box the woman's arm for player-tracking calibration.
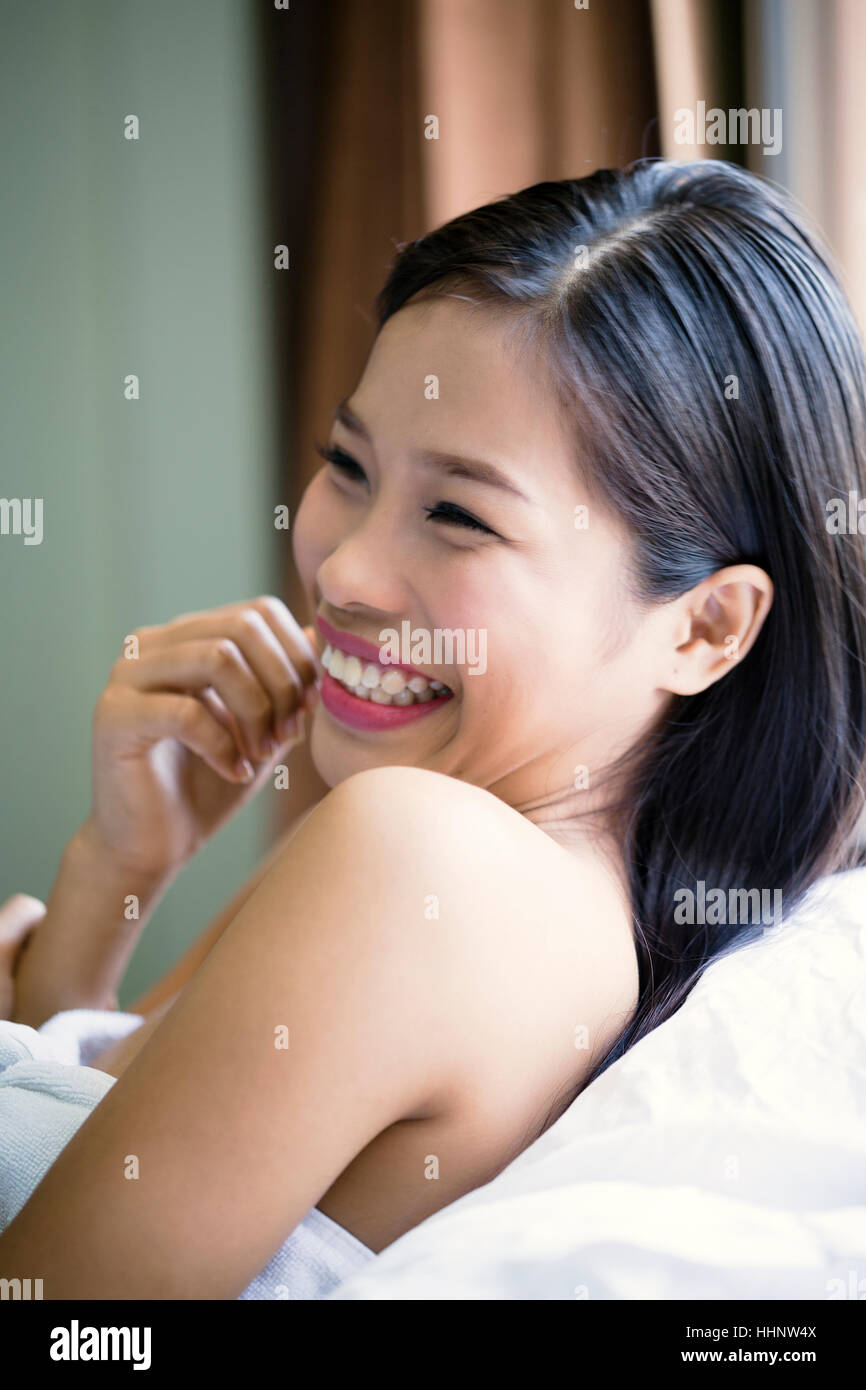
[12,821,176,1028]
[126,800,323,1017]
[0,768,479,1299]
[12,801,321,1031]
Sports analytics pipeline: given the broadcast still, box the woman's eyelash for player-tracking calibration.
[315,442,496,535]
[421,502,493,534]
[316,442,365,479]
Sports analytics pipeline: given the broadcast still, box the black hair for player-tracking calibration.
[374,159,866,1097]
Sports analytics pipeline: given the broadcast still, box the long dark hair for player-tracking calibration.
[375,159,866,1097]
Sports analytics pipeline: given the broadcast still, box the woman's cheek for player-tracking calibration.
[291,473,333,591]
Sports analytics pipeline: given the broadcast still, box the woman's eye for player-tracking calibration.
[315,441,496,536]
[422,503,495,535]
[316,442,366,483]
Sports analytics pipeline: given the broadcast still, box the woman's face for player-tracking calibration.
[292,296,673,821]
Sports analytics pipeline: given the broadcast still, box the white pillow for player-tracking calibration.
[329,867,866,1300]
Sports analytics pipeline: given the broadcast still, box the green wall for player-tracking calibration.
[0,0,276,1007]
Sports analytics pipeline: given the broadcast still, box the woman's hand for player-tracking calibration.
[0,894,46,1021]
[88,596,322,877]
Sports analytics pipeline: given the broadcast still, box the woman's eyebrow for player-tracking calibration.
[333,397,533,504]
[413,450,534,503]
[334,398,371,441]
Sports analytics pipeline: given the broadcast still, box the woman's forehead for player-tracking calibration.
[354,298,572,456]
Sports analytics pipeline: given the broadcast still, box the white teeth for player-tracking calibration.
[342,654,362,687]
[323,641,453,704]
[361,663,381,689]
[329,649,345,680]
[380,669,407,695]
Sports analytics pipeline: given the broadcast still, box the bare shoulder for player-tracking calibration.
[297,766,639,1070]
[319,764,633,931]
[297,763,564,914]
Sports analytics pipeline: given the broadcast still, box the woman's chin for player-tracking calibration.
[308,704,443,784]
[308,711,395,784]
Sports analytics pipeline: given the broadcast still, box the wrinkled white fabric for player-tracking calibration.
[328,867,866,1300]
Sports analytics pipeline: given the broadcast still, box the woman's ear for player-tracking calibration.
[662,565,774,697]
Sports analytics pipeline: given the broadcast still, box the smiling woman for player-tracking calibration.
[3,157,866,1300]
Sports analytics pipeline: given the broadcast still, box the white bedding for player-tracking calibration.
[1,866,864,1300]
[328,866,866,1299]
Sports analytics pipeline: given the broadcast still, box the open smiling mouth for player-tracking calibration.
[318,640,454,731]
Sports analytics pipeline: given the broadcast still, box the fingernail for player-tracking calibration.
[237,759,255,782]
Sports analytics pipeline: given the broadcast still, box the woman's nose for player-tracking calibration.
[315,510,413,617]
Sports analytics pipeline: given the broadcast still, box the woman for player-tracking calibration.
[2,158,865,1299]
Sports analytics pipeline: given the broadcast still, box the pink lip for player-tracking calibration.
[319,671,453,732]
[316,616,440,682]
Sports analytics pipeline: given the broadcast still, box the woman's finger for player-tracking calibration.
[110,639,283,763]
[0,894,47,954]
[219,609,307,742]
[123,599,319,744]
[0,895,47,1016]
[96,686,255,783]
[131,598,321,696]
[200,686,306,758]
[244,598,322,687]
